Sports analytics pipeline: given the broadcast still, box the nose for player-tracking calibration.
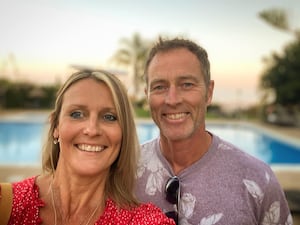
[83,117,101,136]
[165,85,181,106]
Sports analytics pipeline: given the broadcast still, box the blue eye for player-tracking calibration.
[152,85,167,92]
[70,111,83,119]
[153,85,163,90]
[103,114,117,121]
[182,83,194,88]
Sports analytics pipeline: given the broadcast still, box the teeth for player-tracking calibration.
[77,144,105,152]
[166,113,187,120]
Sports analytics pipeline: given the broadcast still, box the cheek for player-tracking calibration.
[115,131,123,146]
[58,122,77,142]
[117,126,123,141]
[148,95,161,109]
[110,126,123,144]
[110,129,122,159]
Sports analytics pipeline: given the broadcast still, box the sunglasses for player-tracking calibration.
[165,176,180,225]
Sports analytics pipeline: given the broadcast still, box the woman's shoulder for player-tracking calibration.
[13,176,36,189]
[9,176,44,224]
[131,202,175,224]
[133,201,166,214]
[12,176,39,198]
[99,199,175,225]
[12,176,43,205]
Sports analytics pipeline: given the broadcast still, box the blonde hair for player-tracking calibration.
[42,70,140,207]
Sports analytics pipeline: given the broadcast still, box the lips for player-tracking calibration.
[76,144,106,152]
[164,112,189,120]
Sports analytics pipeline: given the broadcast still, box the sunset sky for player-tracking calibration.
[1,0,300,109]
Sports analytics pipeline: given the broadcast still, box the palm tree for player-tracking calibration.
[258,8,300,124]
[111,33,151,98]
[258,8,300,38]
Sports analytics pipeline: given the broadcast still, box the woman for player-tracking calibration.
[1,70,175,225]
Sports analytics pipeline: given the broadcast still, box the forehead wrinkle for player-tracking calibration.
[62,101,116,112]
[150,74,199,84]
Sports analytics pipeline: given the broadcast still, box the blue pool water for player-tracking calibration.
[1,119,300,165]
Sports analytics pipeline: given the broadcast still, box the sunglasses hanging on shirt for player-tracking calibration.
[165,176,180,225]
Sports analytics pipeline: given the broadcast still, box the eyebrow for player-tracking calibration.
[65,104,116,112]
[149,78,166,84]
[150,74,199,84]
[64,104,87,109]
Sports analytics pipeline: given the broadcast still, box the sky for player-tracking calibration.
[1,0,300,109]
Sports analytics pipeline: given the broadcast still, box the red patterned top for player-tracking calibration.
[7,177,175,225]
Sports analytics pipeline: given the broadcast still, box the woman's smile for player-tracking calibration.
[76,143,106,152]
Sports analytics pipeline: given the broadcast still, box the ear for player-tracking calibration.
[53,128,59,139]
[206,80,214,105]
[144,87,149,98]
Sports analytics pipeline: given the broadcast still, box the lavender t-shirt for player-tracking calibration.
[135,134,292,225]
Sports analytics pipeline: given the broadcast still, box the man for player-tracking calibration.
[135,37,292,225]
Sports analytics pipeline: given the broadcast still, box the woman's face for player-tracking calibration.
[53,78,122,177]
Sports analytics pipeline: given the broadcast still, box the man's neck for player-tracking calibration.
[160,131,212,175]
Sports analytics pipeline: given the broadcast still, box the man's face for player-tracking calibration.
[146,48,214,141]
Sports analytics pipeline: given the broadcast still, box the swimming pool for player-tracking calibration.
[1,116,300,165]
